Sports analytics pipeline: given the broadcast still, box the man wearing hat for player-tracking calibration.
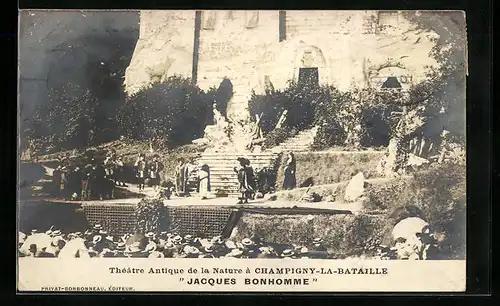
[312,238,328,252]
[200,245,216,258]
[134,153,148,191]
[149,154,164,191]
[280,249,295,259]
[225,248,244,258]
[241,238,261,258]
[211,236,228,257]
[81,163,93,201]
[234,157,255,204]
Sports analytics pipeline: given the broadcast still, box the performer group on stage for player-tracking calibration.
[50,149,296,204]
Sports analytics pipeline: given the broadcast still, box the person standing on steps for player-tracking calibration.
[198,164,210,200]
[282,152,297,190]
[134,153,148,192]
[234,157,254,204]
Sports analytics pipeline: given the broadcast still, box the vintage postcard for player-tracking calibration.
[17,10,467,292]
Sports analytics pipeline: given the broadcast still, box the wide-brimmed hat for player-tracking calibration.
[148,251,164,258]
[226,249,243,258]
[101,248,114,257]
[313,238,323,244]
[172,235,183,244]
[45,230,53,235]
[184,246,200,255]
[145,232,154,239]
[93,224,103,230]
[184,235,193,242]
[99,230,108,235]
[211,236,223,244]
[281,249,295,257]
[52,230,62,236]
[241,238,255,247]
[116,242,126,251]
[164,242,176,250]
[125,242,143,254]
[92,235,102,244]
[299,247,309,254]
[30,229,38,235]
[143,243,157,253]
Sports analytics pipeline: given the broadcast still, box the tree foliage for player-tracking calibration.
[115,76,214,148]
[23,84,99,152]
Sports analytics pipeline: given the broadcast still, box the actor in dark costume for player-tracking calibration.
[134,153,148,191]
[282,152,297,190]
[175,158,189,196]
[81,164,93,201]
[234,158,255,204]
[149,154,164,191]
[91,162,107,201]
[114,155,126,186]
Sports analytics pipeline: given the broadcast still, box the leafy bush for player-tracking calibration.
[248,81,335,145]
[233,213,389,257]
[115,76,214,148]
[134,198,167,234]
[23,84,100,152]
[262,126,298,149]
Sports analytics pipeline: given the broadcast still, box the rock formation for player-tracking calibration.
[124,10,443,152]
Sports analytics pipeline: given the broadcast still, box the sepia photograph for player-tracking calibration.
[18,10,467,292]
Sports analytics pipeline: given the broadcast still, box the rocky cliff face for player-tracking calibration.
[19,10,139,121]
[125,11,443,118]
[124,11,463,152]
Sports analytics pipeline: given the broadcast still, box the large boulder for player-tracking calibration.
[344,172,365,202]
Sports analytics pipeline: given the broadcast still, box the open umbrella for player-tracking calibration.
[392,217,429,241]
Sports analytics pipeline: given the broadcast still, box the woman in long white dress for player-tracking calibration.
[198,164,210,200]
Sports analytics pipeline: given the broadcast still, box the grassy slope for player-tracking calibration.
[276,151,385,190]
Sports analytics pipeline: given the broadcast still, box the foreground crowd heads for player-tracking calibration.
[18,220,439,259]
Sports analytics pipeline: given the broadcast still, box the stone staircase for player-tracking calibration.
[269,126,319,153]
[196,152,278,196]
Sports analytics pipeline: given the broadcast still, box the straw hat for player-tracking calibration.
[99,230,108,235]
[313,238,323,244]
[92,235,102,244]
[299,247,309,254]
[143,243,157,253]
[185,246,200,256]
[148,251,164,258]
[226,249,243,258]
[31,229,38,235]
[184,235,193,242]
[116,242,126,251]
[241,238,254,247]
[281,249,294,257]
[172,235,182,244]
[164,242,176,250]
[145,232,154,239]
[45,230,53,235]
[93,224,103,230]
